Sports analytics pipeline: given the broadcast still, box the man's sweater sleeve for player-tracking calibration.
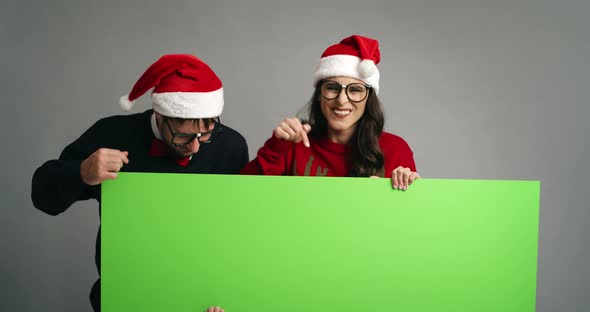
[31,125,100,216]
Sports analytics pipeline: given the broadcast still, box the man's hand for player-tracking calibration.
[80,148,129,185]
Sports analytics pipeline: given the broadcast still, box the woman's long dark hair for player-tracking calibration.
[300,82,385,177]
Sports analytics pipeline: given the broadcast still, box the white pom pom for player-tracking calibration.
[358,59,376,77]
[119,95,135,111]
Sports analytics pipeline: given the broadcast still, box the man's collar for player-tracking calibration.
[150,113,163,140]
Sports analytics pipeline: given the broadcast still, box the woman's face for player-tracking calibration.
[319,76,369,143]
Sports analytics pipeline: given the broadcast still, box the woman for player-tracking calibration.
[241,34,419,190]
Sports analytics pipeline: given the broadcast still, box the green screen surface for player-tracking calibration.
[102,173,540,312]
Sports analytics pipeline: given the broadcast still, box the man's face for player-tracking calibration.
[157,114,216,158]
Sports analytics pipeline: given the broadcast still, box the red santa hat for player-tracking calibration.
[313,34,381,94]
[120,54,223,118]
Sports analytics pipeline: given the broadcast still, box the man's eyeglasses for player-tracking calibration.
[164,117,222,146]
[320,80,371,103]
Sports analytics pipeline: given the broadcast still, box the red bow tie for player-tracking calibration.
[148,138,191,167]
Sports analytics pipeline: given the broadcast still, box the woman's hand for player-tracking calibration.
[273,117,312,147]
[391,166,420,190]
[207,306,224,312]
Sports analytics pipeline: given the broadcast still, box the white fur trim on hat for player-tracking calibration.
[151,88,224,118]
[313,54,380,94]
[359,59,377,77]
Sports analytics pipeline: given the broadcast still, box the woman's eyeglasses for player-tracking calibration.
[320,80,371,103]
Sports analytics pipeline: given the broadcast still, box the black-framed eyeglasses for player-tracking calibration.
[320,79,371,103]
[164,117,222,146]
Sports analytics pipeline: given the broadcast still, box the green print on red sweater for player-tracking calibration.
[293,156,329,176]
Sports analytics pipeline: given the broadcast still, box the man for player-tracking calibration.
[31,54,249,311]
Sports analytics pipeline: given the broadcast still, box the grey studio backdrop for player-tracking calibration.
[2,0,589,311]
